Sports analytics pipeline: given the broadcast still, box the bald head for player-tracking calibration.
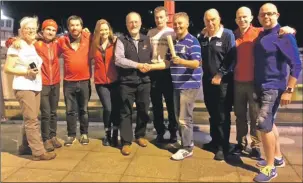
[258,3,279,29]
[126,12,141,23]
[235,6,253,32]
[204,8,220,18]
[236,6,252,17]
[259,3,278,14]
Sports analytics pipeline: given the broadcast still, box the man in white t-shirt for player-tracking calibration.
[147,6,177,143]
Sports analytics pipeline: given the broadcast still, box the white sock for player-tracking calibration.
[275,156,283,160]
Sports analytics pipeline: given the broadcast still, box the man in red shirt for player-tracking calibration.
[57,15,91,146]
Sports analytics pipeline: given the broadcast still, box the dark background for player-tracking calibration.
[1,1,302,46]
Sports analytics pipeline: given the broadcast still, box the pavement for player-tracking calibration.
[1,122,302,182]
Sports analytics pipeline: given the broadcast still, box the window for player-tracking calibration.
[6,20,12,28]
[0,20,4,27]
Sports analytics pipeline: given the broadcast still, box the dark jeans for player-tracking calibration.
[150,69,177,136]
[234,81,260,148]
[40,83,60,142]
[256,89,283,133]
[119,82,151,145]
[63,80,90,137]
[203,76,233,153]
[95,82,120,131]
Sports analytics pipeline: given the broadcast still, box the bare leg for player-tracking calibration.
[261,131,275,166]
[272,124,283,158]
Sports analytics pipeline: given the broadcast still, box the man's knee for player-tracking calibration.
[256,116,273,133]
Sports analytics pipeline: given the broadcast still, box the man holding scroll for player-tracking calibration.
[143,12,202,161]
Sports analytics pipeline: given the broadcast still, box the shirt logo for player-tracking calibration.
[216,41,222,46]
[180,46,186,54]
[143,45,147,50]
[201,41,208,46]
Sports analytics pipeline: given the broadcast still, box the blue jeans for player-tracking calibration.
[173,88,200,151]
[63,80,91,137]
[256,89,283,133]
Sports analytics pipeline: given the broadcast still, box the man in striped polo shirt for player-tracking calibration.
[144,12,202,160]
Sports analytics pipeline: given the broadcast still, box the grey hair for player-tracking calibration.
[19,16,39,30]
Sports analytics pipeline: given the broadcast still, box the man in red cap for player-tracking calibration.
[36,19,62,151]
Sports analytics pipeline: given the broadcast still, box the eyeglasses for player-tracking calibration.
[24,27,37,31]
[259,12,277,17]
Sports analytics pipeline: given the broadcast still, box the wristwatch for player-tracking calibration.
[285,87,294,93]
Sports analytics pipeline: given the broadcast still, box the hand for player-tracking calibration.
[83,27,90,33]
[280,92,292,106]
[279,26,296,35]
[201,27,207,35]
[26,68,39,80]
[139,63,151,73]
[172,56,184,65]
[211,73,222,85]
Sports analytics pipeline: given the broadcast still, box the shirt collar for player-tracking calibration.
[176,32,190,42]
[204,25,224,38]
[235,24,253,38]
[264,24,281,34]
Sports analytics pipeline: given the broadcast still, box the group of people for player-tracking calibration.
[4,2,301,182]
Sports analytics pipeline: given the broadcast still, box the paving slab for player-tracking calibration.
[292,165,303,180]
[180,158,240,182]
[25,158,81,171]
[54,148,89,160]
[274,166,302,182]
[120,175,178,182]
[2,168,69,182]
[124,155,181,180]
[61,172,122,182]
[1,166,21,181]
[60,138,100,151]
[91,141,139,154]
[281,146,303,166]
[1,152,31,167]
[72,152,133,175]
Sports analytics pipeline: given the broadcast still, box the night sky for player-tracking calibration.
[2,1,303,46]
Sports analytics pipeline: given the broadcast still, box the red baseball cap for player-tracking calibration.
[42,19,58,31]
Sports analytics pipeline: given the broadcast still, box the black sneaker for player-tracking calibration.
[79,134,89,145]
[64,136,76,146]
[203,141,217,152]
[250,147,261,160]
[169,133,177,143]
[214,150,225,161]
[156,135,165,144]
[232,144,250,156]
[111,129,119,147]
[102,135,111,146]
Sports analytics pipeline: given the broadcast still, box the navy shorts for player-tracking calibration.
[256,89,283,133]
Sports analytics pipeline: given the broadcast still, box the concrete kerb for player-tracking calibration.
[1,120,302,136]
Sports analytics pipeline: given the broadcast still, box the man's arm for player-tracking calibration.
[172,38,202,69]
[276,34,302,106]
[114,39,140,69]
[218,30,236,76]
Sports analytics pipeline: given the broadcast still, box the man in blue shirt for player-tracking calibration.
[144,12,202,161]
[253,3,302,183]
[199,9,236,161]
